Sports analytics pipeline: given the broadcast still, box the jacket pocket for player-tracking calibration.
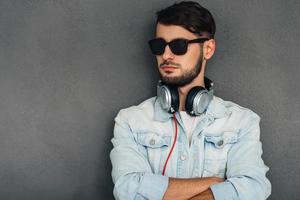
[202,131,238,178]
[136,132,172,173]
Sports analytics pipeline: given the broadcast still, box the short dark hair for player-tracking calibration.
[156,1,216,39]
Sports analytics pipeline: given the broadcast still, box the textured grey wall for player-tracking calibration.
[0,0,299,199]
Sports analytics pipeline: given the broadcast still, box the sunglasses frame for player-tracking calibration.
[148,37,210,55]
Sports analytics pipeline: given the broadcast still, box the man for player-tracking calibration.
[110,1,271,200]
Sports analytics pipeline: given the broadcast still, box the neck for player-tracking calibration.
[178,71,205,111]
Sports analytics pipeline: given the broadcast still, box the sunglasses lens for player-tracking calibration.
[148,38,190,55]
[169,39,188,55]
[148,38,166,55]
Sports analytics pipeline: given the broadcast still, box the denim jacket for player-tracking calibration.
[110,95,271,200]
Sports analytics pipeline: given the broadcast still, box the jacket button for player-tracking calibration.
[180,155,187,161]
[149,139,155,145]
[217,140,224,146]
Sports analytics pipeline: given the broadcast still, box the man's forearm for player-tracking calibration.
[188,189,215,200]
[162,177,222,200]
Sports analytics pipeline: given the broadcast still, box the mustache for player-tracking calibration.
[159,60,181,68]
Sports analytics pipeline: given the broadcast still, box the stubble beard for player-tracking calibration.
[160,56,203,87]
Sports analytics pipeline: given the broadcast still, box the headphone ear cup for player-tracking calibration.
[157,82,179,113]
[185,86,204,116]
[185,86,209,116]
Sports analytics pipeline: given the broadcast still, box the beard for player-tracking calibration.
[160,56,203,87]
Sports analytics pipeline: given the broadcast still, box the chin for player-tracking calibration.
[161,74,178,80]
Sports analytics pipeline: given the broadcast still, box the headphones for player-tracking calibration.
[157,76,214,116]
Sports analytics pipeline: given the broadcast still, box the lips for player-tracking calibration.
[161,65,177,71]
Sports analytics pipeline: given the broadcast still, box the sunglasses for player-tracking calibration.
[148,37,209,55]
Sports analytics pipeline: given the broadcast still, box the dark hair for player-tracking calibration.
[156,1,216,39]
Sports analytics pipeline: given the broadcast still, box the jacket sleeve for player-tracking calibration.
[110,110,169,200]
[210,113,272,200]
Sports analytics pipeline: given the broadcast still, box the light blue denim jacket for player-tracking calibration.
[110,95,271,200]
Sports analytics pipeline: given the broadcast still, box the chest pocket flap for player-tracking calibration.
[137,132,171,148]
[204,131,238,149]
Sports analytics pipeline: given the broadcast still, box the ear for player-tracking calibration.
[203,39,216,60]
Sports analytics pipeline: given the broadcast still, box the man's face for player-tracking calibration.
[155,23,203,87]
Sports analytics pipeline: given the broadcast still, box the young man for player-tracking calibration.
[110,1,271,200]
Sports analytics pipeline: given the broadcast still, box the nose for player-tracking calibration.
[162,45,175,60]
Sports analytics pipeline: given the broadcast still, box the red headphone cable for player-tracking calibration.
[162,112,178,176]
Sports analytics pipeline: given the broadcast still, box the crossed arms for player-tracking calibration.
[162,177,223,200]
[110,110,271,200]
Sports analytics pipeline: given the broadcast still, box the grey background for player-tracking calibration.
[0,0,299,199]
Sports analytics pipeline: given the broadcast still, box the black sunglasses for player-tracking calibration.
[148,37,209,55]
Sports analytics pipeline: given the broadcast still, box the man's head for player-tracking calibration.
[149,1,216,87]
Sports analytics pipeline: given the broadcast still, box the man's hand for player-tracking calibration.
[162,177,223,200]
